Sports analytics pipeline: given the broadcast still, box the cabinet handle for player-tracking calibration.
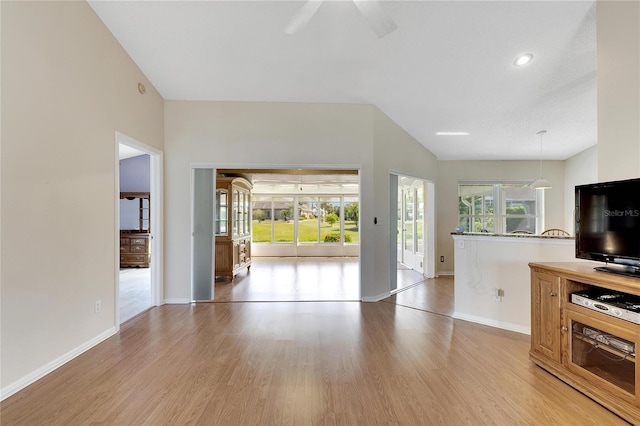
[562,326,568,332]
[550,292,556,297]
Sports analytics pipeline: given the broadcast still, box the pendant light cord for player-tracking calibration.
[537,130,547,179]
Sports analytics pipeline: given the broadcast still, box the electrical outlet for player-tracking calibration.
[94,300,102,314]
[493,288,503,302]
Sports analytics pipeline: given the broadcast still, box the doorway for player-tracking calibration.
[191,166,361,302]
[116,132,163,326]
[391,174,435,292]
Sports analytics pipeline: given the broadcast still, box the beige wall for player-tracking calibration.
[163,101,437,301]
[564,145,598,234]
[436,160,565,274]
[372,108,438,296]
[596,0,640,181]
[1,1,163,393]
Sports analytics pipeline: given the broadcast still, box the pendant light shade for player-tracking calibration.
[531,130,551,190]
[531,177,552,189]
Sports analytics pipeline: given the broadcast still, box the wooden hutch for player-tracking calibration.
[120,192,151,268]
[215,176,252,280]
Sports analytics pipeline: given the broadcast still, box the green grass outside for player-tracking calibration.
[252,219,359,243]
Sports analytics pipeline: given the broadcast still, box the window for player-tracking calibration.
[251,196,295,243]
[251,195,359,244]
[458,181,543,234]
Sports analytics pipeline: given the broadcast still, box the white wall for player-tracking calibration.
[1,1,164,396]
[163,101,437,302]
[563,145,598,234]
[596,0,640,181]
[436,160,565,275]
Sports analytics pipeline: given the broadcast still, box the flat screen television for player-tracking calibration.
[575,178,640,278]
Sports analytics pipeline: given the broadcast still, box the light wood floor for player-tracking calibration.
[214,257,360,301]
[1,260,628,425]
[119,268,152,323]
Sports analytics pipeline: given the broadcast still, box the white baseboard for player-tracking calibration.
[163,298,191,304]
[437,271,454,276]
[452,312,530,335]
[1,327,117,401]
[361,292,390,302]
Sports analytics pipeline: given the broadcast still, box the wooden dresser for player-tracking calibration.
[119,191,151,268]
[120,232,150,268]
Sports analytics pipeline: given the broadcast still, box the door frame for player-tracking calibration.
[390,173,435,292]
[115,132,164,329]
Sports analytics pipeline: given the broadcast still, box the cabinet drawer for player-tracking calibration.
[120,238,129,246]
[130,238,147,246]
[122,253,147,261]
[130,245,146,253]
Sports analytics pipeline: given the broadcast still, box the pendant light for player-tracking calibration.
[531,130,552,190]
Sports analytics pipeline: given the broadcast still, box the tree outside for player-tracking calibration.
[345,202,358,224]
[325,213,338,226]
[253,208,266,223]
[280,205,293,221]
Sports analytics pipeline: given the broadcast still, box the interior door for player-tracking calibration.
[193,168,214,301]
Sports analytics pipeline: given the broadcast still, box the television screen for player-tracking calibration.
[575,178,640,276]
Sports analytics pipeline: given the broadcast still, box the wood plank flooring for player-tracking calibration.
[1,259,629,425]
[385,275,454,317]
[214,257,360,301]
[2,309,627,425]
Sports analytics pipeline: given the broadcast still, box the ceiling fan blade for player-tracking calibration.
[285,0,325,35]
[353,0,397,38]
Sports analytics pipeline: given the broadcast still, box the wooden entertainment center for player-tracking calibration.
[529,262,640,422]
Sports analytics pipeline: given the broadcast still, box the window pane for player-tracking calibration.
[458,182,541,234]
[216,190,228,235]
[404,190,414,251]
[404,223,414,251]
[416,187,424,252]
[274,198,294,242]
[252,195,271,242]
[298,197,319,242]
[503,184,537,233]
[232,190,239,236]
[319,197,341,243]
[344,197,359,243]
[238,191,245,236]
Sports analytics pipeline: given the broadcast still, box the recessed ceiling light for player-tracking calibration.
[514,53,534,67]
[435,132,470,136]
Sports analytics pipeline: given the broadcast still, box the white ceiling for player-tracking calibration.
[90,0,597,161]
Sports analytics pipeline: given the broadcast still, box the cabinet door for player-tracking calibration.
[531,270,562,362]
[215,189,228,236]
[565,309,637,403]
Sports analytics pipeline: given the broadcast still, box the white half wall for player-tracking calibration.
[452,234,581,334]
